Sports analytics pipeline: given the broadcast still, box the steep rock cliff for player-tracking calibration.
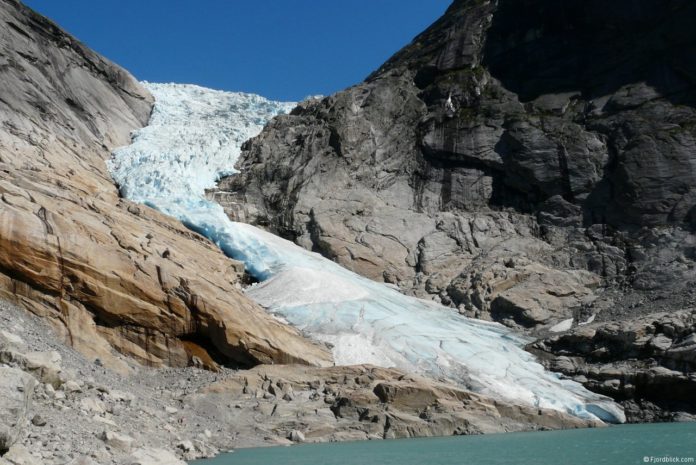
[217,0,696,329]
[0,0,331,370]
[212,0,696,415]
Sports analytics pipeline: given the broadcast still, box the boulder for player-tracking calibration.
[448,260,599,327]
[0,333,23,350]
[80,398,106,415]
[101,431,134,453]
[287,430,305,443]
[0,350,62,387]
[128,448,186,465]
[62,380,82,393]
[0,368,37,453]
[0,445,41,465]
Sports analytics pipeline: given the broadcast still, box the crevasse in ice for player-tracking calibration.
[109,83,625,423]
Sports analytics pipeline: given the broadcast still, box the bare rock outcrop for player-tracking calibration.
[193,364,599,446]
[214,0,696,326]
[531,309,696,422]
[210,0,696,417]
[127,449,186,465]
[0,0,330,370]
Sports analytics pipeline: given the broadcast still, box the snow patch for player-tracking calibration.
[550,318,574,333]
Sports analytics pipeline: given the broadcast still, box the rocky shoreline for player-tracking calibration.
[2,292,695,464]
[1,300,607,465]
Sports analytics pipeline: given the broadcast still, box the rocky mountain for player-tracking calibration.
[1,0,695,461]
[0,0,330,372]
[0,2,614,462]
[110,82,628,426]
[213,0,696,418]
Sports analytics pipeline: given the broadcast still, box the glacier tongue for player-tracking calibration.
[109,82,625,424]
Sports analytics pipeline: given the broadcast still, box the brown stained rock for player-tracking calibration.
[0,1,331,370]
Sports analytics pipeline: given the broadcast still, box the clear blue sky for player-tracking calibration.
[23,1,452,101]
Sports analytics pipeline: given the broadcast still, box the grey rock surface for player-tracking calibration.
[210,0,696,417]
[532,309,696,422]
[219,0,696,325]
[0,445,42,465]
[0,368,36,454]
[127,449,185,465]
[0,300,225,463]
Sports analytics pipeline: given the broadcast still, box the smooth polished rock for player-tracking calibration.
[0,0,331,370]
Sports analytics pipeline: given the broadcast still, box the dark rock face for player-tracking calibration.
[531,309,696,422]
[211,0,696,417]
[215,0,696,325]
[482,0,696,228]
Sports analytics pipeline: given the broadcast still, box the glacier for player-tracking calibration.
[109,82,625,424]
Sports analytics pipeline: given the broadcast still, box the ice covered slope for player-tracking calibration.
[109,83,625,423]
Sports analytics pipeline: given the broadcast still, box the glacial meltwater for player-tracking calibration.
[193,424,696,465]
[110,83,624,422]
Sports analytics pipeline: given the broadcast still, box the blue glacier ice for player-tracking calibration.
[109,83,625,424]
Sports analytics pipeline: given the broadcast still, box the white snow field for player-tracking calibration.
[109,83,625,423]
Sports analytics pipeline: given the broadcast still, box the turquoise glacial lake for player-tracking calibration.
[193,423,696,465]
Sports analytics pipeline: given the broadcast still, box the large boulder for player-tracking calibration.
[0,349,62,387]
[0,445,41,465]
[447,258,599,328]
[0,367,37,453]
[127,448,186,465]
[0,0,330,369]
